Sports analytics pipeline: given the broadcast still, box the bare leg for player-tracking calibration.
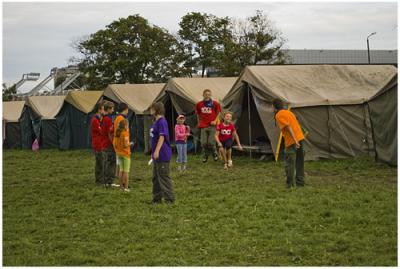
[227,148,232,161]
[119,170,124,189]
[227,149,233,168]
[219,147,227,163]
[219,147,228,169]
[123,172,129,189]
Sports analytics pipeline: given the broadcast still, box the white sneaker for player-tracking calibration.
[228,160,233,168]
[123,188,131,192]
[111,184,120,187]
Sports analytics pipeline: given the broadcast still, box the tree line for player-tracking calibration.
[72,10,287,90]
[4,10,288,99]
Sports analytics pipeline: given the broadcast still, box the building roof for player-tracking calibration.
[277,49,398,65]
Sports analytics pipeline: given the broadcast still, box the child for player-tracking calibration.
[175,115,191,172]
[91,101,106,185]
[215,111,243,170]
[149,102,175,204]
[102,101,116,187]
[272,98,305,188]
[114,119,132,192]
[113,103,130,183]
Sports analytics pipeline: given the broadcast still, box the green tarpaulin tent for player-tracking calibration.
[153,77,237,146]
[103,83,165,152]
[57,91,103,150]
[20,96,65,149]
[3,101,25,149]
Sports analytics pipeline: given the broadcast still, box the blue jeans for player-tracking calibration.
[176,143,187,163]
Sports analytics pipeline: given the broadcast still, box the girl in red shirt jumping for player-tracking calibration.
[215,111,243,170]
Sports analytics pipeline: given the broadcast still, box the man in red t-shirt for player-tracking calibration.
[91,101,105,185]
[195,89,221,163]
[102,101,116,187]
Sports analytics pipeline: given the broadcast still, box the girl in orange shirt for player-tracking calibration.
[113,119,132,192]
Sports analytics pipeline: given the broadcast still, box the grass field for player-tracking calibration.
[3,149,397,266]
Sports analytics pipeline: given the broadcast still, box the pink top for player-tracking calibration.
[175,124,190,142]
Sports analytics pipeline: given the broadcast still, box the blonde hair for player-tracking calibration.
[223,111,233,118]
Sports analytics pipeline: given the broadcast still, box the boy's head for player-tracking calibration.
[118,103,129,115]
[203,89,212,101]
[272,98,285,111]
[95,101,105,115]
[223,111,233,123]
[176,115,185,124]
[150,102,165,116]
[104,101,115,114]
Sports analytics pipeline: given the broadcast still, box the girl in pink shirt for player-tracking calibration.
[175,115,191,171]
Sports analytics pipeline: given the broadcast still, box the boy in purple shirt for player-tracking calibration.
[149,102,175,204]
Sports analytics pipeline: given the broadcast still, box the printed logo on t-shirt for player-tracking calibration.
[201,107,212,114]
[150,128,154,137]
[221,129,232,135]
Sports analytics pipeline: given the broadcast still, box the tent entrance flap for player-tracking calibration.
[235,84,273,155]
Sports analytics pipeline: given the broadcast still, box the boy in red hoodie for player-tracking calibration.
[91,101,105,185]
[102,101,116,187]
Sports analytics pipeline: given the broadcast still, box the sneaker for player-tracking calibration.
[111,183,120,187]
[227,160,233,168]
[202,154,208,163]
[224,163,228,170]
[213,152,219,161]
[123,188,131,192]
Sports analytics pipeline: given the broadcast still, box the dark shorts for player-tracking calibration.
[221,138,233,149]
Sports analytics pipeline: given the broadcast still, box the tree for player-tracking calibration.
[216,10,288,76]
[73,15,191,89]
[178,12,231,77]
[2,83,16,101]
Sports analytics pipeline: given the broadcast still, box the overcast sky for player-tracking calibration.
[3,1,398,91]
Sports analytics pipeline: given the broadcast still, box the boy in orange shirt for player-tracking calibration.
[273,99,305,188]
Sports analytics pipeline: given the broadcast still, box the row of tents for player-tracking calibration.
[3,64,397,165]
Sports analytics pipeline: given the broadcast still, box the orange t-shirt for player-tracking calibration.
[275,110,305,148]
[113,115,129,146]
[114,130,131,158]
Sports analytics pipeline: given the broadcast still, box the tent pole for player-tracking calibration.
[247,86,252,158]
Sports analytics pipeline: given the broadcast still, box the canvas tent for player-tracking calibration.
[153,77,237,145]
[103,83,165,152]
[20,95,65,149]
[3,101,25,149]
[223,65,397,165]
[57,91,103,150]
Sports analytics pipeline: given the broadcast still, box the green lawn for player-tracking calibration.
[3,149,397,266]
